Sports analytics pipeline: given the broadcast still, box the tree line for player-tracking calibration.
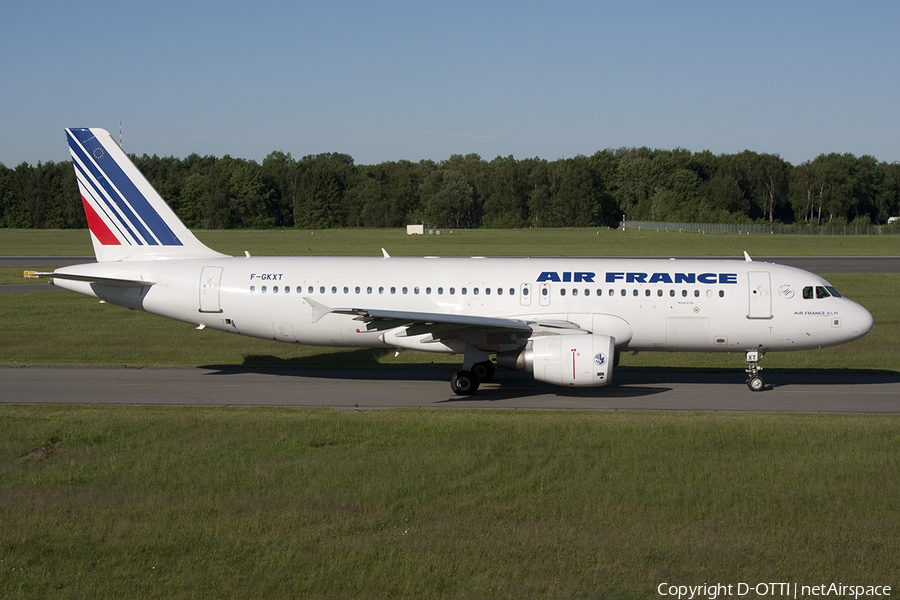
[2,147,899,230]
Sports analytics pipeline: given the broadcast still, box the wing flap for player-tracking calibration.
[334,307,532,331]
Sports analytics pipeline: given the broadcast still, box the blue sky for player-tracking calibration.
[2,0,898,167]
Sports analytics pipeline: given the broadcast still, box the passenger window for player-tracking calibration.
[719,290,725,298]
[331,286,337,294]
[343,286,348,294]
[620,289,626,296]
[414,287,420,295]
[450,287,456,295]
[355,286,360,294]
[560,288,566,296]
[473,288,479,295]
[273,286,279,293]
[633,289,638,296]
[391,287,396,294]
[609,289,614,296]
[262,286,267,293]
[485,288,491,295]
[509,288,515,296]
[426,287,431,294]
[308,286,314,294]
[378,286,384,294]
[250,286,256,293]
[682,289,687,297]
[670,290,675,297]
[438,287,443,295]
[572,289,578,297]
[367,286,372,294]
[645,289,650,297]
[284,286,290,294]
[461,288,467,295]
[497,288,502,295]
[402,287,408,294]
[657,289,663,297]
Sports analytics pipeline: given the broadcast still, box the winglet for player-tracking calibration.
[382,248,391,259]
[743,251,753,262]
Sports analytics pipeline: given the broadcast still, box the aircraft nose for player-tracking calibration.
[849,301,874,339]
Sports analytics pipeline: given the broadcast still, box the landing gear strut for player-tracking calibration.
[451,346,496,395]
[746,350,765,392]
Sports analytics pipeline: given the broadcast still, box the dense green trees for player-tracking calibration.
[2,147,899,229]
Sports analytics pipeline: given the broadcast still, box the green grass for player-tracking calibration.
[1,407,898,599]
[2,226,900,257]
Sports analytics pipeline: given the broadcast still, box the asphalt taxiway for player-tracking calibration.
[2,366,898,413]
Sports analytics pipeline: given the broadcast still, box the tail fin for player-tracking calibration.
[66,128,227,262]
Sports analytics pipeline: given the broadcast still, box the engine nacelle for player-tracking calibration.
[497,334,615,387]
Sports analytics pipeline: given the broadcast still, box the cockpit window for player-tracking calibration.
[803,285,842,299]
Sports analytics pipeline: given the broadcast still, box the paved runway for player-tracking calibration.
[2,365,898,413]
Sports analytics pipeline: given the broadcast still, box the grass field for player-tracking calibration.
[2,407,899,599]
[2,226,900,258]
[2,228,898,598]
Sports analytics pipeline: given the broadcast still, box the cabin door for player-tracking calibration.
[199,266,224,313]
[747,271,772,319]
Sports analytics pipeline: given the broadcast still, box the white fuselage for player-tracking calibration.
[52,256,873,356]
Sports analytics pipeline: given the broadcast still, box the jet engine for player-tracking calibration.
[497,334,615,387]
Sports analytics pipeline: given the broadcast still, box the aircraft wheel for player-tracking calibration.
[747,375,765,392]
[471,360,495,383]
[451,370,479,395]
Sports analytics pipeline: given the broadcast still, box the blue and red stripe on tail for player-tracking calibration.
[66,128,225,262]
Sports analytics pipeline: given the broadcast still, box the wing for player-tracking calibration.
[303,297,591,353]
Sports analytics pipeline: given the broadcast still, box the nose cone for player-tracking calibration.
[847,300,874,342]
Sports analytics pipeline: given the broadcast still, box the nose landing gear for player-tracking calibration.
[746,350,765,391]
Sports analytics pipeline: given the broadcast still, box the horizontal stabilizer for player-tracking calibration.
[32,271,155,288]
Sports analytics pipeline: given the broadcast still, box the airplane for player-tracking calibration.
[36,127,874,395]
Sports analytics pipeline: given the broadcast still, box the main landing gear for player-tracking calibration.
[451,360,495,395]
[746,350,765,392]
